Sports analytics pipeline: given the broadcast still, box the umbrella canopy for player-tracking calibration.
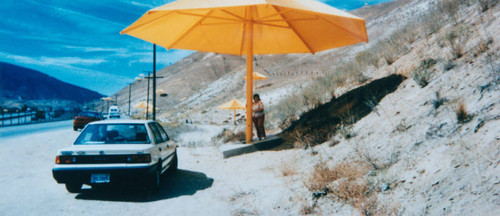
[217,99,246,110]
[121,0,367,55]
[243,72,268,80]
[217,99,245,124]
[121,0,368,143]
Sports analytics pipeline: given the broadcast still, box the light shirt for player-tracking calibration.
[252,100,264,117]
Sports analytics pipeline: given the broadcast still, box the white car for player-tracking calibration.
[52,120,177,193]
[108,106,120,118]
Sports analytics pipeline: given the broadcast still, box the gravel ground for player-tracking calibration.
[0,125,305,216]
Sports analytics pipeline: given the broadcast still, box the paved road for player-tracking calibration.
[0,120,73,138]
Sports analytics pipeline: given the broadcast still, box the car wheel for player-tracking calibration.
[149,162,161,192]
[65,182,82,193]
[73,126,77,131]
[168,151,178,172]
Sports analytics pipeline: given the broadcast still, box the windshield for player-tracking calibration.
[75,124,151,145]
[78,112,100,118]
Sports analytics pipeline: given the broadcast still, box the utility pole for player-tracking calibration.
[146,71,150,120]
[128,83,132,116]
[153,44,157,120]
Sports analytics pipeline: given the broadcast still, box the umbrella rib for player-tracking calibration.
[220,9,245,20]
[121,11,175,34]
[200,22,241,26]
[255,8,292,22]
[168,10,215,49]
[254,22,290,29]
[238,8,248,56]
[258,17,318,23]
[176,11,241,22]
[318,16,368,43]
[271,5,315,54]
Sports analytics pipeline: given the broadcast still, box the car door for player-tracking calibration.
[155,122,176,158]
[148,123,168,171]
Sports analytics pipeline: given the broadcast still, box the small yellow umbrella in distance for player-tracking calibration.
[244,72,268,90]
[134,101,150,108]
[134,102,153,114]
[217,99,245,124]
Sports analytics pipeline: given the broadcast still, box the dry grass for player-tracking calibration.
[333,178,369,205]
[305,161,369,192]
[299,203,316,215]
[454,100,471,123]
[304,160,389,215]
[279,160,297,177]
[444,25,470,59]
[215,129,246,143]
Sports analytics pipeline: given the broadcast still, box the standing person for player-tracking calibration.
[252,94,266,140]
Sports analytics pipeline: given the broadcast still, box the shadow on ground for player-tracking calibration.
[75,169,214,202]
[276,74,406,149]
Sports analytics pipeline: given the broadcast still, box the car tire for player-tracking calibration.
[73,127,77,131]
[168,151,178,172]
[149,162,161,192]
[65,182,82,193]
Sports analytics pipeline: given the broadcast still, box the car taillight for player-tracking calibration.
[55,155,76,164]
[126,154,151,163]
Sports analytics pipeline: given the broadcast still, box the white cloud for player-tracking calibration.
[63,45,129,54]
[130,1,155,8]
[0,52,107,67]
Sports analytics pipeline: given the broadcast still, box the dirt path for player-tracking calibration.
[0,126,305,216]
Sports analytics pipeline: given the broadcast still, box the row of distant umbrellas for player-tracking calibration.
[133,72,267,117]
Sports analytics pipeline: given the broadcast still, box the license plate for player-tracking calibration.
[90,173,110,183]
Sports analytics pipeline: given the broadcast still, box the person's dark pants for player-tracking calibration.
[252,114,266,139]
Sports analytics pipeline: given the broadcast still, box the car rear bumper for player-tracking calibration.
[52,164,157,185]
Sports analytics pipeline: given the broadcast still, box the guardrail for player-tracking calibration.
[0,110,79,127]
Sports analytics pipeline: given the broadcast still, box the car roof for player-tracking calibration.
[79,111,100,113]
[88,119,155,125]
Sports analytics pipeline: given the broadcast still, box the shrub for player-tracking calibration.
[412,58,437,87]
[439,0,461,24]
[280,161,297,177]
[443,60,456,71]
[432,91,447,109]
[454,100,471,123]
[444,25,470,59]
[479,0,499,12]
[305,161,369,192]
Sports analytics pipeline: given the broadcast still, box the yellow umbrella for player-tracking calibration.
[134,102,153,114]
[244,72,268,90]
[217,99,245,124]
[134,101,150,109]
[121,0,368,143]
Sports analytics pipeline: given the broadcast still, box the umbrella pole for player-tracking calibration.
[233,109,236,125]
[245,9,254,144]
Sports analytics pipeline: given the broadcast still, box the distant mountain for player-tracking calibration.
[0,62,104,103]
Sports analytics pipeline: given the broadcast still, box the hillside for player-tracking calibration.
[103,0,500,215]
[112,0,445,127]
[0,62,104,106]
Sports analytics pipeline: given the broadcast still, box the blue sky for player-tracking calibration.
[0,0,391,95]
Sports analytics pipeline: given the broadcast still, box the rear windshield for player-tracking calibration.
[78,112,100,118]
[75,124,150,145]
